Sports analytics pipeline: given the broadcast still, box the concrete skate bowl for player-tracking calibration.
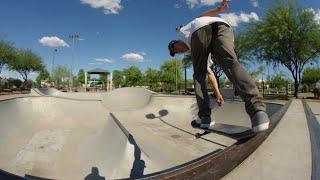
[35,87,155,106]
[0,88,289,179]
[37,88,61,96]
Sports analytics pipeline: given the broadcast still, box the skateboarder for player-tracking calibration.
[168,0,270,133]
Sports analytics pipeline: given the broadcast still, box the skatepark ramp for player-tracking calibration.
[0,87,289,179]
[33,87,154,107]
[37,88,61,96]
[0,96,154,179]
[29,88,45,96]
[101,87,156,110]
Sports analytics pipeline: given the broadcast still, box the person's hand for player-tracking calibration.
[216,95,224,106]
[219,0,229,12]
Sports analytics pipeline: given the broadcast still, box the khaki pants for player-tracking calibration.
[191,22,266,119]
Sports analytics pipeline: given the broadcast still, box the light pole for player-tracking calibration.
[262,73,264,97]
[51,48,57,85]
[176,60,178,91]
[69,34,80,91]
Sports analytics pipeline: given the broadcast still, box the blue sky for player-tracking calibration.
[1,0,319,80]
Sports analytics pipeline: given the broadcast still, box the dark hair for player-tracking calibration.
[168,40,178,57]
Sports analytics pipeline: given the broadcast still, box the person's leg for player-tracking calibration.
[191,25,213,128]
[210,23,269,132]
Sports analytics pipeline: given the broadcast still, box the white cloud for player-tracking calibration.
[39,36,69,47]
[250,0,259,8]
[186,0,220,8]
[80,0,122,14]
[219,12,260,27]
[95,58,114,63]
[174,3,182,9]
[306,8,320,24]
[89,62,101,65]
[121,53,145,62]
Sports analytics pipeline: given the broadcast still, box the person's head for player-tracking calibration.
[91,167,99,174]
[168,40,190,57]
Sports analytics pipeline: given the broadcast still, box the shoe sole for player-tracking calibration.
[200,124,210,128]
[252,122,269,133]
[192,120,215,129]
[199,122,216,128]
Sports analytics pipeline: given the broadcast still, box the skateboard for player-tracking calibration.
[192,122,256,141]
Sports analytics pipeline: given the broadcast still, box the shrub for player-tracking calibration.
[313,88,320,98]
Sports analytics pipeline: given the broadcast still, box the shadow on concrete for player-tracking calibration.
[109,113,146,179]
[84,167,105,180]
[145,109,228,148]
[128,134,146,179]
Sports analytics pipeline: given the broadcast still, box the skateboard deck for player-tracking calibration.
[192,123,256,141]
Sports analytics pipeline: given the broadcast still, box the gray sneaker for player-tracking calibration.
[191,118,215,129]
[251,111,270,133]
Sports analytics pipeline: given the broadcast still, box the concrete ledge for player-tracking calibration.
[303,101,320,180]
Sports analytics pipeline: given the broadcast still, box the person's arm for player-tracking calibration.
[199,0,229,17]
[207,67,224,106]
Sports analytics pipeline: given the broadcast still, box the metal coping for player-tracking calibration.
[0,95,102,103]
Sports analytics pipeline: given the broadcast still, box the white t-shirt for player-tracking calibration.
[208,55,214,67]
[178,16,230,48]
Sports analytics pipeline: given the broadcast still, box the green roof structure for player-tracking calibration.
[87,68,110,75]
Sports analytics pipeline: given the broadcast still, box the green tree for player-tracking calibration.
[77,69,86,85]
[160,59,183,92]
[145,67,161,91]
[123,66,143,87]
[52,65,70,88]
[0,40,16,91]
[268,72,289,91]
[100,74,108,88]
[6,78,23,89]
[0,40,15,75]
[250,66,265,80]
[234,32,252,68]
[219,76,231,88]
[209,55,224,88]
[302,67,320,89]
[6,49,44,86]
[112,70,124,88]
[241,1,320,97]
[36,68,50,86]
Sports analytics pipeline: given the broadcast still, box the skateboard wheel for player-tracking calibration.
[195,133,201,138]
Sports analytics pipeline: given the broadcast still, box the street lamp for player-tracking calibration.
[69,34,80,91]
